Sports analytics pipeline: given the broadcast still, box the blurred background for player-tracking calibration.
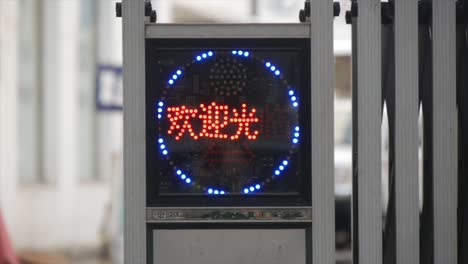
[0,0,356,263]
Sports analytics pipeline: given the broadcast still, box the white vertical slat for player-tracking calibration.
[310,0,335,263]
[394,0,419,263]
[0,0,18,222]
[432,0,458,263]
[42,0,81,228]
[123,0,146,264]
[355,0,382,263]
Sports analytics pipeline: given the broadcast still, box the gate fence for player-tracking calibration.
[348,0,467,263]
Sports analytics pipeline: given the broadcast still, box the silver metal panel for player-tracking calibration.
[355,0,382,263]
[394,1,419,263]
[432,1,458,263]
[123,0,146,263]
[153,229,306,264]
[146,207,312,223]
[145,23,310,39]
[310,0,334,263]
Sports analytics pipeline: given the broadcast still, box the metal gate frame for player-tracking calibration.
[121,0,335,263]
[350,0,458,263]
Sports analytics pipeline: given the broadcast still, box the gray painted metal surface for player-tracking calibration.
[146,24,310,39]
[123,0,146,263]
[153,229,306,264]
[394,1,419,263]
[353,0,382,264]
[432,1,458,263]
[310,0,335,264]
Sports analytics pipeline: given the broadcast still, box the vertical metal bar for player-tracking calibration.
[310,0,334,263]
[432,0,458,263]
[354,0,382,263]
[382,22,395,264]
[456,19,468,264]
[123,0,146,264]
[419,22,434,264]
[351,12,359,264]
[394,0,419,263]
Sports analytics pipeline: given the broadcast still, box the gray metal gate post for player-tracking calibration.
[353,0,382,263]
[122,0,146,263]
[310,0,335,263]
[393,1,420,263]
[432,1,458,263]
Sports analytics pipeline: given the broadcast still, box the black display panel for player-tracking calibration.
[146,39,311,205]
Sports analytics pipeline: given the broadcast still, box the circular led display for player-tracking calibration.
[155,50,300,195]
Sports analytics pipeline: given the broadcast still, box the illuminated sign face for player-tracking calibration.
[147,44,309,197]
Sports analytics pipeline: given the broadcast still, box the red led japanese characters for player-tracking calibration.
[167,102,259,141]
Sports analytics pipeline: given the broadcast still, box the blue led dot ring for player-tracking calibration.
[158,49,300,194]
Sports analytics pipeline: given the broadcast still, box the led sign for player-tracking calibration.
[147,46,307,196]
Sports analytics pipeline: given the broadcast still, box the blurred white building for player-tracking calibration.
[0,0,124,251]
[0,0,351,256]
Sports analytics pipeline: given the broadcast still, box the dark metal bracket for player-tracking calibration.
[345,0,393,25]
[116,1,157,23]
[299,0,341,22]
